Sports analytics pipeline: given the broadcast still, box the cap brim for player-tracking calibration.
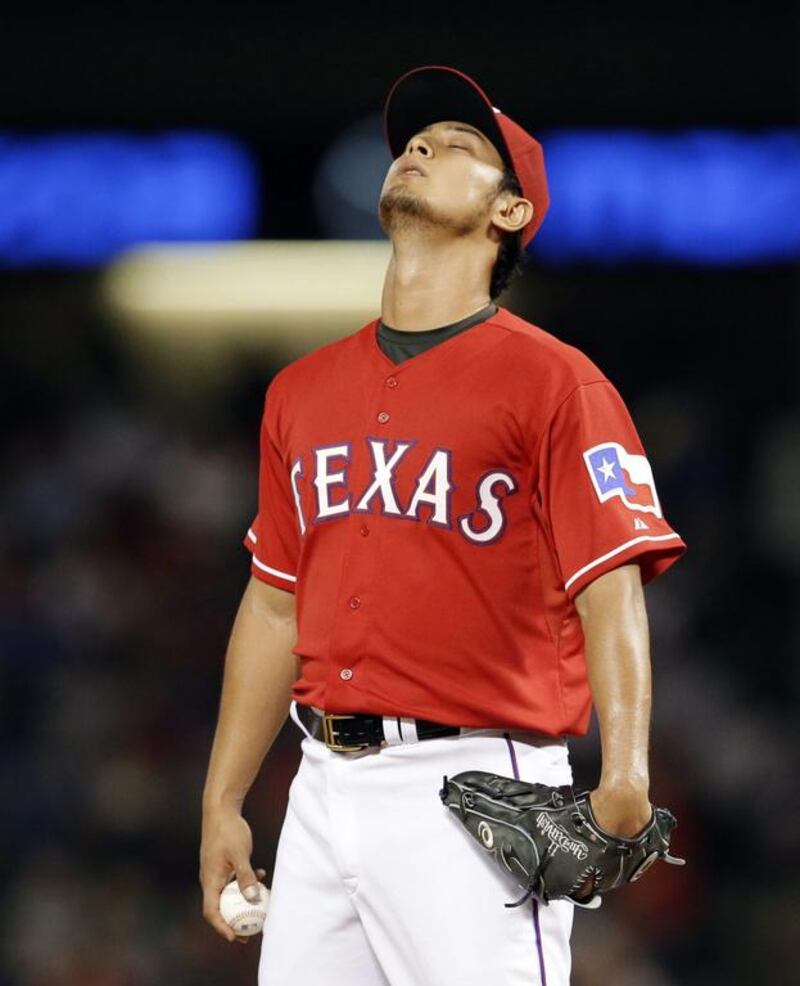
[384,65,514,172]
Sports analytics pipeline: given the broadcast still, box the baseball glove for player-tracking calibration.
[439,770,684,909]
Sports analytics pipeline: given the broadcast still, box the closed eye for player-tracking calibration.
[449,144,469,151]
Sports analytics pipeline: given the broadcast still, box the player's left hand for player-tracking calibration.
[574,786,653,899]
[587,784,653,838]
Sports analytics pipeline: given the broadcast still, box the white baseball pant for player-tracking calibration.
[257,700,575,985]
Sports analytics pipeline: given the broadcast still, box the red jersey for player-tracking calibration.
[242,305,686,736]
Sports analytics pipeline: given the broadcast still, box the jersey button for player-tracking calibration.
[339,668,354,681]
[386,376,398,388]
[348,596,361,609]
[359,524,369,537]
[377,411,390,423]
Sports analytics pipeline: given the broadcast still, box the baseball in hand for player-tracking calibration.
[219,880,270,936]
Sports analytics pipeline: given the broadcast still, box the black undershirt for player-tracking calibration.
[377,302,498,365]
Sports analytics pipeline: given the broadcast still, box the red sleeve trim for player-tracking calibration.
[250,559,297,594]
[242,530,297,594]
[564,533,686,601]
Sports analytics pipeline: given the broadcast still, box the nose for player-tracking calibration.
[405,133,432,157]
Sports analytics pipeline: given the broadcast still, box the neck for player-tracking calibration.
[380,231,495,332]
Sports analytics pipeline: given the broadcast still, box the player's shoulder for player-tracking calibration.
[493,305,608,389]
[266,318,374,395]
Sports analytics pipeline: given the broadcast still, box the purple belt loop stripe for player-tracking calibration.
[503,731,520,782]
[503,731,548,986]
[532,900,548,986]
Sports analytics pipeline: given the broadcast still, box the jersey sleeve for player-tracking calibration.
[241,379,300,594]
[537,379,686,602]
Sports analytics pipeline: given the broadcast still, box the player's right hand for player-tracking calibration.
[199,807,265,944]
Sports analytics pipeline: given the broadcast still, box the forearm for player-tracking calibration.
[575,563,652,804]
[202,578,298,815]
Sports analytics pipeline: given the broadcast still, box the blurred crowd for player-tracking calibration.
[1,275,797,986]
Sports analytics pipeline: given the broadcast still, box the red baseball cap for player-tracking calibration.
[383,64,550,247]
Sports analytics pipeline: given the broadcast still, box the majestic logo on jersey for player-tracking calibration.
[291,437,519,546]
[582,442,662,518]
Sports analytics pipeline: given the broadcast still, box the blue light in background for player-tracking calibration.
[0,132,259,266]
[3,128,799,267]
[530,129,800,264]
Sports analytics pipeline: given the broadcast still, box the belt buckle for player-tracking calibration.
[321,713,366,752]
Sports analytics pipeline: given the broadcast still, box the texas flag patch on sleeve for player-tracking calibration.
[582,442,663,519]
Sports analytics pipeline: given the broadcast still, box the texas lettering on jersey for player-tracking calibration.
[291,438,517,546]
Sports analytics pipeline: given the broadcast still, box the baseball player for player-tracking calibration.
[199,64,687,985]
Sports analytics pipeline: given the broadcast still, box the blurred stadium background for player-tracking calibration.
[1,5,798,985]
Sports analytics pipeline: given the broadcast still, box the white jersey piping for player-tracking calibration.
[251,554,297,584]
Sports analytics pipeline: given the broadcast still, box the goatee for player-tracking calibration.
[378,186,486,239]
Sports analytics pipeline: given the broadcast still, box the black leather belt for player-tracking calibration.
[295,702,461,752]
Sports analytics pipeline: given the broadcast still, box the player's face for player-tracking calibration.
[379,120,508,239]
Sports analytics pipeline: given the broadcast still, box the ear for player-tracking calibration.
[491,193,534,236]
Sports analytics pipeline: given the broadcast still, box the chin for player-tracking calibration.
[379,186,429,224]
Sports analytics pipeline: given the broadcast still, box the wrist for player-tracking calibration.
[596,772,650,800]
[589,782,652,838]
[202,788,246,817]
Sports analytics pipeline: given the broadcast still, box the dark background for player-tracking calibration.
[1,4,798,985]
